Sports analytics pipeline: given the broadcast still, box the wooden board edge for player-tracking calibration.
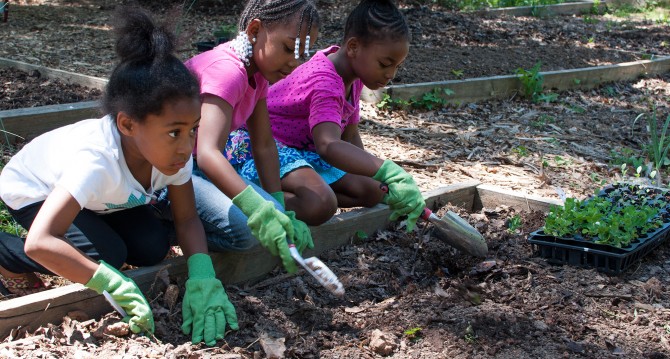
[475,183,562,213]
[0,57,108,90]
[0,101,100,144]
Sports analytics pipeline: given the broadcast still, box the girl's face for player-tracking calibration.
[252,20,318,84]
[349,37,409,90]
[126,97,201,176]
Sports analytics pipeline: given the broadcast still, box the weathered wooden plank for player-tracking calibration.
[365,56,670,104]
[0,183,479,339]
[0,102,100,145]
[474,1,606,17]
[474,183,562,212]
[0,57,108,90]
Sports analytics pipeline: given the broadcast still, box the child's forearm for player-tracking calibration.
[251,139,282,194]
[319,140,384,176]
[175,216,209,258]
[24,234,98,284]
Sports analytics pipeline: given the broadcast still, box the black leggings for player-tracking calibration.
[0,201,170,274]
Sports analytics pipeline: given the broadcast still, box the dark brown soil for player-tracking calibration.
[1,1,670,358]
[0,67,102,110]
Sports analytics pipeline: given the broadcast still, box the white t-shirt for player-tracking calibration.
[0,116,192,213]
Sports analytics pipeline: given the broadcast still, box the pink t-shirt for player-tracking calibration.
[268,46,362,151]
[185,42,268,133]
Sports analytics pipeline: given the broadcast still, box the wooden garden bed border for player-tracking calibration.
[362,56,670,104]
[0,182,563,340]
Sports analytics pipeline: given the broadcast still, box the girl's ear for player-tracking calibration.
[116,111,136,136]
[345,37,359,58]
[246,18,261,40]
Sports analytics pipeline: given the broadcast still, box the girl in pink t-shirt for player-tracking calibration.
[185,0,318,273]
[229,0,426,230]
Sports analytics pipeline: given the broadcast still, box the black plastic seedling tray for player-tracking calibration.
[528,184,670,274]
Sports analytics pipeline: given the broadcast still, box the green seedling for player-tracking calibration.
[355,230,368,240]
[554,156,572,166]
[536,93,559,103]
[573,78,582,85]
[641,107,670,185]
[507,214,522,233]
[513,146,529,157]
[464,322,477,344]
[531,114,555,129]
[515,62,544,103]
[403,327,423,340]
[451,69,464,78]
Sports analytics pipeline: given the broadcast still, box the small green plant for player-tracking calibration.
[531,114,555,129]
[604,86,617,96]
[507,214,522,233]
[589,172,607,185]
[403,327,423,341]
[409,88,455,110]
[512,146,529,157]
[377,88,454,111]
[583,15,599,24]
[451,69,464,78]
[554,156,572,166]
[376,93,410,111]
[641,108,670,185]
[464,322,477,344]
[535,93,559,103]
[515,62,545,103]
[610,147,647,172]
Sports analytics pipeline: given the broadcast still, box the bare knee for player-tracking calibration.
[287,188,337,226]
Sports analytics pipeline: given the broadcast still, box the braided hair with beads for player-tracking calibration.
[238,0,319,60]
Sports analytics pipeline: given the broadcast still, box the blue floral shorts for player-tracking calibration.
[225,129,346,185]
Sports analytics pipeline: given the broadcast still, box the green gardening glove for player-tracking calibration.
[271,191,314,254]
[85,261,154,334]
[182,253,239,346]
[233,186,297,273]
[372,160,426,232]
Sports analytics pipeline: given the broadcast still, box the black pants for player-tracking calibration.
[0,201,170,274]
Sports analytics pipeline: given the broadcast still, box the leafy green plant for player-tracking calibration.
[641,108,670,185]
[543,186,666,248]
[377,88,454,111]
[451,69,464,78]
[610,147,647,173]
[411,88,455,110]
[531,114,555,129]
[515,62,545,102]
[507,214,522,233]
[403,327,423,341]
[376,93,409,111]
[512,146,529,157]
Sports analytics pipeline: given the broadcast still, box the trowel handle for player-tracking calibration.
[380,182,433,221]
[421,207,433,221]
